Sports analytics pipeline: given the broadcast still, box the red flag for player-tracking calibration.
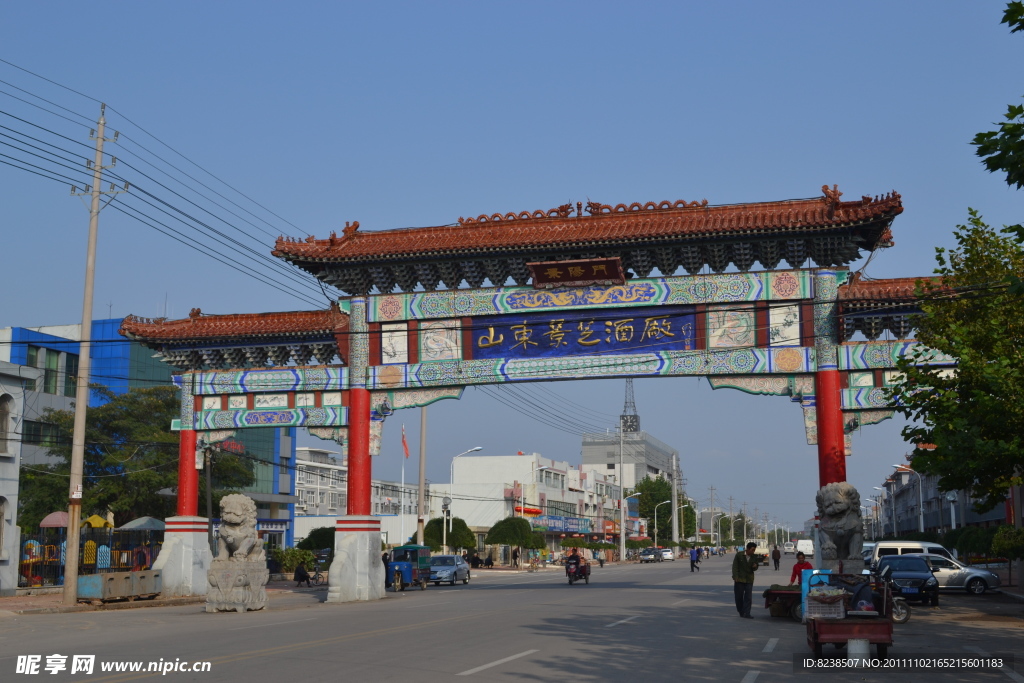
[401,424,410,459]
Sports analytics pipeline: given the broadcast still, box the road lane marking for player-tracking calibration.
[229,618,316,631]
[964,647,1024,683]
[670,599,689,606]
[762,638,778,653]
[456,649,539,676]
[741,672,760,683]
[605,615,640,628]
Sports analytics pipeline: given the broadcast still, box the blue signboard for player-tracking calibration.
[531,515,593,533]
[472,305,696,360]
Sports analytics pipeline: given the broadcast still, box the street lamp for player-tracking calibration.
[677,504,690,542]
[893,464,924,533]
[873,485,896,537]
[619,492,642,561]
[447,446,482,551]
[716,513,726,547]
[654,500,671,547]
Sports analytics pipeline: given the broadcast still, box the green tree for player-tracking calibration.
[633,476,673,544]
[421,516,474,552]
[889,212,1024,511]
[485,516,534,547]
[297,526,335,551]
[18,386,254,528]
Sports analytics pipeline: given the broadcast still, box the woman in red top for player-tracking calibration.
[790,551,813,585]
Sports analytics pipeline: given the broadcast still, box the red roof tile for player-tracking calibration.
[839,274,944,302]
[272,186,902,263]
[119,304,348,343]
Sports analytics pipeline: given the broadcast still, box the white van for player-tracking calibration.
[795,539,814,558]
[869,541,953,566]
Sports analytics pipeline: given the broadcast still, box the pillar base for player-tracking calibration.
[326,516,385,603]
[153,517,212,597]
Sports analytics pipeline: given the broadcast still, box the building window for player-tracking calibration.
[43,348,59,395]
[0,395,12,454]
[64,353,79,397]
[23,420,60,447]
[607,463,614,470]
[329,492,340,509]
[319,491,326,505]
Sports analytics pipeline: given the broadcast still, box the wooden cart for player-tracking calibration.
[763,588,803,621]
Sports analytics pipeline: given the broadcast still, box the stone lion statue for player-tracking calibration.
[217,494,264,562]
[816,482,864,561]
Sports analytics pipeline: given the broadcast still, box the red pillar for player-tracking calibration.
[177,428,198,516]
[347,387,372,515]
[815,369,846,487]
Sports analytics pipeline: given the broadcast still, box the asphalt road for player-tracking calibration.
[1,555,1022,682]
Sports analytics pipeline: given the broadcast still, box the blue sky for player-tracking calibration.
[1,2,1019,529]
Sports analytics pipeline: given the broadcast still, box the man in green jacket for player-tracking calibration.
[732,542,759,618]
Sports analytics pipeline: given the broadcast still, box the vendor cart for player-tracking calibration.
[762,585,803,621]
[804,572,894,658]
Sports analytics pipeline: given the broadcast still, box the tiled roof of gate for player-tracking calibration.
[272,186,902,262]
[839,274,944,302]
[119,304,348,343]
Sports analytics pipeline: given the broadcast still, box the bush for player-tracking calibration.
[272,547,316,573]
[297,526,334,551]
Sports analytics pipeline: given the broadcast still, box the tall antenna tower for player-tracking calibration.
[620,378,640,432]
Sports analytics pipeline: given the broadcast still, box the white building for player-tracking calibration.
[580,429,677,490]
[0,361,38,595]
[293,446,429,546]
[435,452,622,550]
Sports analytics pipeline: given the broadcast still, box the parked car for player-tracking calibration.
[639,548,662,563]
[783,542,795,555]
[906,553,1002,595]
[660,548,675,561]
[429,555,471,586]
[869,541,954,566]
[876,555,940,606]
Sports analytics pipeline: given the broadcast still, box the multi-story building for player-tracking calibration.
[0,319,297,549]
[580,429,678,490]
[0,360,40,595]
[872,467,1007,537]
[435,452,624,550]
[292,446,429,546]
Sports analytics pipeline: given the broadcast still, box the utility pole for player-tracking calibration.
[742,502,748,541]
[670,454,680,548]
[728,496,734,544]
[416,407,427,545]
[62,104,125,606]
[618,416,625,563]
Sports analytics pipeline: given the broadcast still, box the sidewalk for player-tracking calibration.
[0,591,205,616]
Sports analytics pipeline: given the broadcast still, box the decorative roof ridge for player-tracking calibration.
[839,273,944,301]
[120,303,348,341]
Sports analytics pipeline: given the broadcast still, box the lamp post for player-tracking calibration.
[893,464,924,533]
[447,446,482,552]
[874,485,896,537]
[716,513,726,547]
[677,504,690,544]
[619,493,642,561]
[653,500,671,547]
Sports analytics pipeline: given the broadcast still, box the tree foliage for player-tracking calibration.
[420,516,475,552]
[485,516,534,547]
[992,525,1024,560]
[889,212,1024,510]
[18,386,255,529]
[297,526,335,551]
[632,476,674,542]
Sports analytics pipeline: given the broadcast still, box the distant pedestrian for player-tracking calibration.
[382,551,391,587]
[732,542,759,618]
[511,547,520,569]
[689,546,700,572]
[771,545,782,571]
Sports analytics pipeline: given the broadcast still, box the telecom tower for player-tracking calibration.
[620,378,640,432]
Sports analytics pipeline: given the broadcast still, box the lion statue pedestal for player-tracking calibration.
[206,494,268,613]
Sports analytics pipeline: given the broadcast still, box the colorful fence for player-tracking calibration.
[18,530,163,588]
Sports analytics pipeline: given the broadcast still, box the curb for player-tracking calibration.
[4,596,206,616]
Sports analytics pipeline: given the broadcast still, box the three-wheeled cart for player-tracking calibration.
[805,572,894,658]
[566,560,590,584]
[390,544,430,591]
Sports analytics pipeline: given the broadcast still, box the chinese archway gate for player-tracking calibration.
[121,185,950,601]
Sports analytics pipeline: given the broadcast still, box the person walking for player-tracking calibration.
[511,547,520,569]
[382,551,391,588]
[732,541,759,618]
[771,545,782,571]
[689,546,700,572]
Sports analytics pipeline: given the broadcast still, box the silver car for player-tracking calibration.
[908,553,1001,595]
[429,555,471,586]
